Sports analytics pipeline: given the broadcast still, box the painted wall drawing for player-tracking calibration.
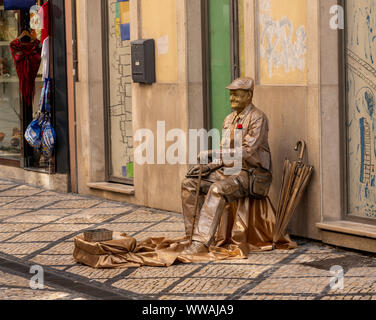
[346,0,376,218]
[258,0,307,85]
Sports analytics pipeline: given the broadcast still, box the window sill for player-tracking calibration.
[87,182,135,196]
[316,220,376,239]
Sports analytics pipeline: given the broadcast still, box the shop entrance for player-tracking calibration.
[346,0,376,220]
[0,0,69,175]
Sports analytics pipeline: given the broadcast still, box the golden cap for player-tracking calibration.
[226,77,255,92]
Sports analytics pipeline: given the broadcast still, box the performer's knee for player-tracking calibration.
[181,178,196,192]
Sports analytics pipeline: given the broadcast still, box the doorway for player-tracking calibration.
[204,0,241,132]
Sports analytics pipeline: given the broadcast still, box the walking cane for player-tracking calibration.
[189,164,203,245]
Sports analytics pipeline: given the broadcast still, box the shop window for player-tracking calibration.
[103,0,134,185]
[0,5,22,165]
[345,0,376,220]
[0,1,51,171]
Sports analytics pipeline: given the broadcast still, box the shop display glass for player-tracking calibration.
[105,0,134,183]
[346,0,376,220]
[0,4,21,161]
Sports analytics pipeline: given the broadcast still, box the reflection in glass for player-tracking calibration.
[0,8,21,160]
[106,0,134,182]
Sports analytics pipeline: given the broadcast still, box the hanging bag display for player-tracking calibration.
[24,78,56,158]
[41,114,56,158]
[3,0,36,10]
[24,114,43,148]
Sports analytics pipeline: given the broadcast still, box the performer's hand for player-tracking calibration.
[197,150,213,162]
[186,165,211,177]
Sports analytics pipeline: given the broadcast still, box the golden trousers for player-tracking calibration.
[182,169,249,246]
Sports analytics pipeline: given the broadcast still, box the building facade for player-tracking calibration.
[68,0,376,253]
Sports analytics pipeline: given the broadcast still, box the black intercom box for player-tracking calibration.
[131,39,156,84]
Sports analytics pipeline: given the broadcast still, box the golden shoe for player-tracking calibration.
[182,241,208,255]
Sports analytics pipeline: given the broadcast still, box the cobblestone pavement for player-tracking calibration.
[0,268,90,300]
[0,178,376,300]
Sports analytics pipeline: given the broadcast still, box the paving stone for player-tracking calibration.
[21,209,81,216]
[77,207,132,216]
[270,265,332,278]
[113,278,180,294]
[52,266,69,271]
[129,265,201,279]
[240,295,316,300]
[8,232,72,242]
[41,242,75,255]
[57,214,116,224]
[36,192,83,200]
[0,270,89,300]
[47,200,102,209]
[148,222,186,233]
[135,232,186,242]
[4,215,61,224]
[66,265,126,283]
[328,277,376,294]
[26,195,78,202]
[33,224,93,233]
[291,253,347,264]
[159,295,227,300]
[94,202,127,208]
[0,223,40,232]
[2,200,56,209]
[248,277,331,294]
[294,245,335,254]
[345,267,376,277]
[13,185,42,190]
[0,233,18,242]
[0,197,24,204]
[169,278,249,295]
[101,223,154,233]
[112,210,170,223]
[213,253,290,265]
[0,185,16,191]
[193,264,271,279]
[0,188,41,197]
[0,288,72,300]
[0,243,48,255]
[0,209,27,216]
[0,180,18,185]
[31,254,77,267]
[166,215,184,223]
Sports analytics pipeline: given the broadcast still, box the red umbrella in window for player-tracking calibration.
[10,37,41,106]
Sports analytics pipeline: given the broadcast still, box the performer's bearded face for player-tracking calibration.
[230,89,252,112]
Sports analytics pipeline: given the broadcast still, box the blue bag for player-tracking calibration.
[41,115,56,158]
[25,78,56,159]
[3,0,36,10]
[24,116,42,148]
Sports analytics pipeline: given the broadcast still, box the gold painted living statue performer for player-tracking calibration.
[73,77,296,269]
[181,77,296,255]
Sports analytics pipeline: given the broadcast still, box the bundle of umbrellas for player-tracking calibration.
[273,140,314,247]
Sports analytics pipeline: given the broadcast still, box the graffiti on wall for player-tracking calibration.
[258,0,307,84]
[347,0,376,218]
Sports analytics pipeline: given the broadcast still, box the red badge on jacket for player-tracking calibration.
[237,124,243,129]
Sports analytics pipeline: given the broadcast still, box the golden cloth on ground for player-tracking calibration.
[73,197,296,269]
